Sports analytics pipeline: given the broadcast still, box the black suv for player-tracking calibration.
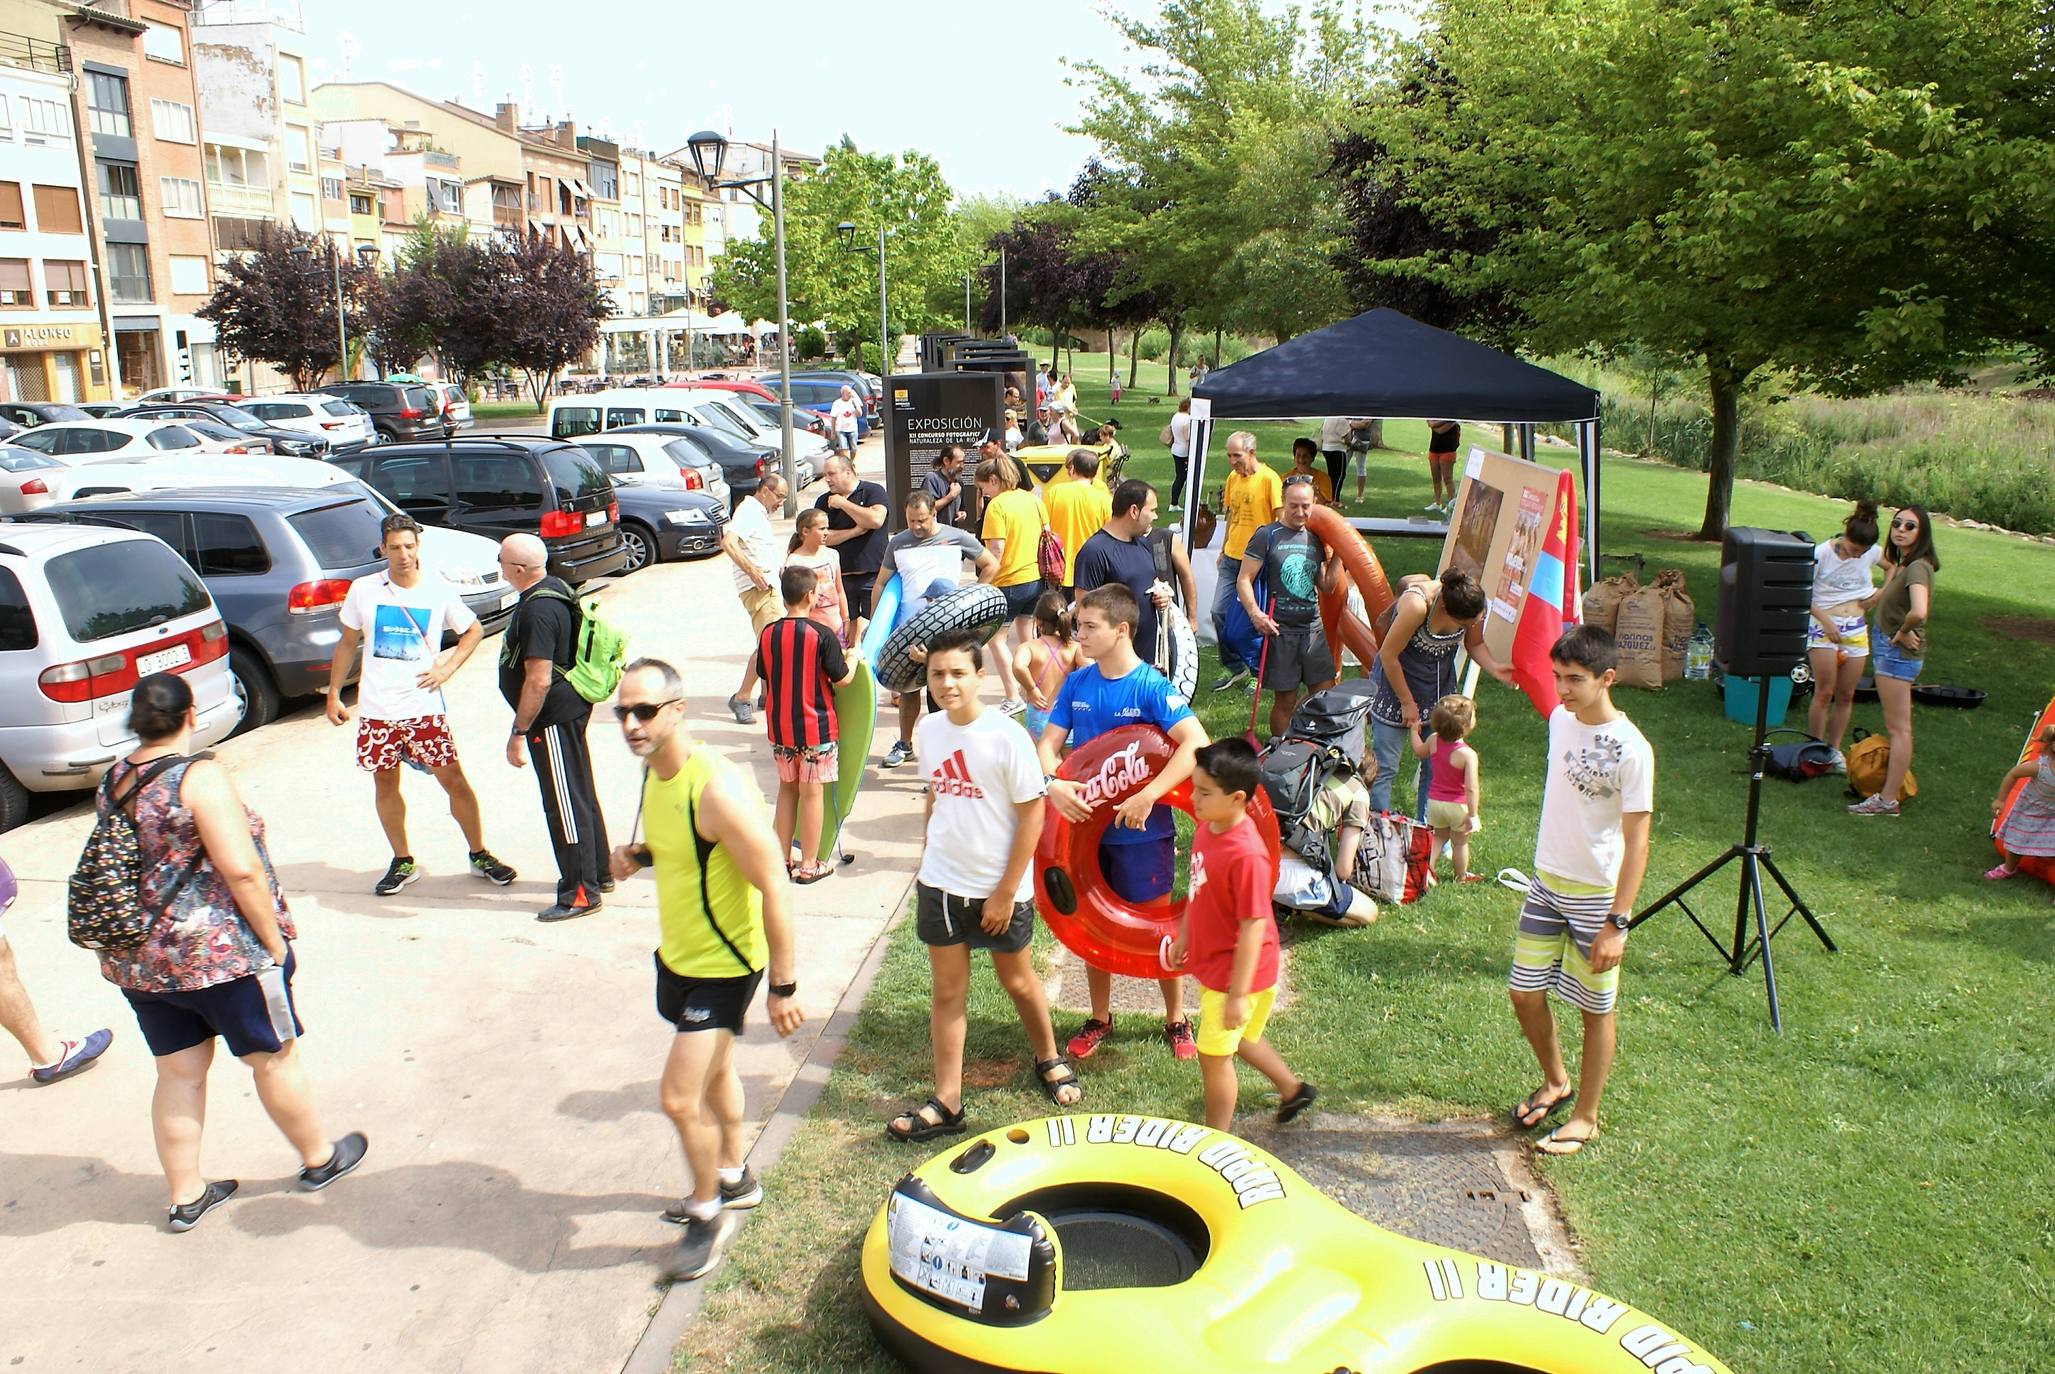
[114,402,329,458]
[317,382,449,444]
[332,436,627,585]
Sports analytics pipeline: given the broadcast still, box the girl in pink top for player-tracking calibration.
[1412,694,1482,882]
[783,509,851,644]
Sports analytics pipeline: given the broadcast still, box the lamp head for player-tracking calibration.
[685,130,726,185]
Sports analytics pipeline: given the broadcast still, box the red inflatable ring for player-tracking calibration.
[1034,725,1281,980]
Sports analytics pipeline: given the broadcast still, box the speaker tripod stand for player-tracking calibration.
[1629,674,1836,1031]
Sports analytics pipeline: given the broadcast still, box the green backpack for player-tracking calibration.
[510,585,627,704]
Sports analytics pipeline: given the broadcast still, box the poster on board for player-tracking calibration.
[1440,446,1567,664]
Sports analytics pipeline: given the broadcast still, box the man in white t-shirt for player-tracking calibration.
[1508,624,1654,1158]
[885,626,1081,1142]
[829,385,861,462]
[325,513,515,897]
[719,471,788,724]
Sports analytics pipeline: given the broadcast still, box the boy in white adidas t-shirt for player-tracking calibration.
[1508,625,1654,1158]
[885,628,1082,1144]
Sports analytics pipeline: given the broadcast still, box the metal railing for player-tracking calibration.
[206,182,272,216]
[0,31,71,75]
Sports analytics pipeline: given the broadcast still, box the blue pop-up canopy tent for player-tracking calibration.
[1190,308,1604,582]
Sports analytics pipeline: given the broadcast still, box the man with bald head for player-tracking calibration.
[498,533,610,921]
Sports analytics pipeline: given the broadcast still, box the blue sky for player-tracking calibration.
[302,0,1147,205]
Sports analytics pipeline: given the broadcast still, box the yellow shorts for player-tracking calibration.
[1425,799,1471,832]
[741,585,781,635]
[1196,985,1278,1056]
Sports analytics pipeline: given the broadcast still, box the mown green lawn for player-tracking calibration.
[677,370,2055,1372]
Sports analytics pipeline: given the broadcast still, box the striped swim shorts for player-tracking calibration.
[1509,872,1620,1015]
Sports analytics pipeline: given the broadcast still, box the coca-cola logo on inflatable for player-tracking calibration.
[1079,741,1153,807]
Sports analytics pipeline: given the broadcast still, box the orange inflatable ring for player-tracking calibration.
[1309,505,1396,671]
[1035,725,1281,980]
[1995,692,2055,884]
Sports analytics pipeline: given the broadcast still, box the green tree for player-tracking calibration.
[709,142,970,365]
[1367,0,2055,537]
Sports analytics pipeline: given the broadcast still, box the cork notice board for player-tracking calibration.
[1438,445,1562,664]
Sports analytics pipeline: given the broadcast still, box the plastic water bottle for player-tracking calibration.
[1685,627,1713,681]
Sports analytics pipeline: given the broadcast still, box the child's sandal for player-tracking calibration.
[1035,1057,1082,1108]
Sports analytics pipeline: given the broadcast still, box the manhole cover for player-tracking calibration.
[1239,1116,1562,1271]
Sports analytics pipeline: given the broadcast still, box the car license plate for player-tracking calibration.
[585,509,606,527]
[499,592,517,610]
[137,643,192,675]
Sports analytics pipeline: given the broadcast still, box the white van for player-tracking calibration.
[546,388,714,440]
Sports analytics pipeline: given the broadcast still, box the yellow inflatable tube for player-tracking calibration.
[861,1114,1734,1374]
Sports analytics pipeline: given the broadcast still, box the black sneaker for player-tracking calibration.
[663,1210,736,1282]
[663,1169,764,1223]
[537,899,601,923]
[469,850,516,885]
[168,1179,238,1232]
[299,1131,369,1191]
[374,857,419,897]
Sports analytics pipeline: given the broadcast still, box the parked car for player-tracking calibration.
[611,422,790,496]
[426,382,473,430]
[0,417,19,442]
[330,436,627,585]
[0,402,92,428]
[545,387,718,441]
[741,396,831,439]
[673,391,834,467]
[754,375,871,438]
[19,487,406,735]
[114,402,327,458]
[73,402,127,419]
[0,521,237,829]
[663,377,780,405]
[5,419,212,460]
[134,387,241,405]
[570,432,729,506]
[780,369,882,417]
[316,381,450,444]
[240,394,377,453]
[0,446,72,514]
[610,484,726,572]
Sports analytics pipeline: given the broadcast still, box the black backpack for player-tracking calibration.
[1763,731,1836,783]
[1259,739,1357,859]
[1282,682,1377,756]
[67,753,209,951]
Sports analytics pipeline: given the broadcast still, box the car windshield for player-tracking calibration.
[321,401,362,417]
[542,446,611,505]
[696,404,753,440]
[287,497,389,570]
[212,406,269,433]
[243,403,300,420]
[45,538,211,643]
[37,406,91,422]
[662,439,710,471]
[0,447,61,472]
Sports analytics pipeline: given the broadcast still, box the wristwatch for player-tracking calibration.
[769,980,798,998]
[1606,912,1632,932]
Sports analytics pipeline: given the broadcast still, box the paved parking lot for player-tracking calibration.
[0,440,930,1372]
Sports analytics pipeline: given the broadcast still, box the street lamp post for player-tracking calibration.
[963,272,972,334]
[292,239,379,383]
[836,219,889,385]
[687,128,797,516]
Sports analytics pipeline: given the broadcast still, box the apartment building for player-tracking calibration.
[7,0,223,395]
[577,132,624,308]
[0,32,107,402]
[190,7,320,245]
[315,81,525,243]
[505,109,588,253]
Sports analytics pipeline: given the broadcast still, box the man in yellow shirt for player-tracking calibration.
[1043,448,1113,594]
[607,658,802,1283]
[1211,431,1282,691]
[979,454,1045,714]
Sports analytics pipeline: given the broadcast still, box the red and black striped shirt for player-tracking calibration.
[755,616,848,748]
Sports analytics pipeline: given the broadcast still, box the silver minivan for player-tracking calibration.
[0,522,237,830]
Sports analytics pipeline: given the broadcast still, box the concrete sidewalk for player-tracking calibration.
[0,437,928,1372]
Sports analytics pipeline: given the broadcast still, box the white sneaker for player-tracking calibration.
[997,698,1025,717]
[1827,750,1847,774]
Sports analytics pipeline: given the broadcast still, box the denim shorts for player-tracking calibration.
[1872,637,1923,682]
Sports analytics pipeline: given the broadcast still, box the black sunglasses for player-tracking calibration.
[613,699,682,722]
[1891,517,1920,530]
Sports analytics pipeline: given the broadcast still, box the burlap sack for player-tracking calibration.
[1583,573,1639,636]
[1653,569,1695,682]
[1613,584,1666,689]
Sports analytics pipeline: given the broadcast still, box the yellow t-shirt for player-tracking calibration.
[982,488,1044,588]
[1222,463,1284,561]
[1044,480,1111,585]
[1289,467,1334,504]
[646,750,768,978]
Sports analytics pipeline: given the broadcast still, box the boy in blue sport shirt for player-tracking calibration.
[1037,583,1211,1061]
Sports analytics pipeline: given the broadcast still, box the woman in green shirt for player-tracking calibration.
[1851,506,1938,816]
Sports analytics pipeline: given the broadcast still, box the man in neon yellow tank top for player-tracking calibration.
[607,658,803,1283]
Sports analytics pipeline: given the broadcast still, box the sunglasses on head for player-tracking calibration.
[613,699,681,722]
[1892,517,1920,530]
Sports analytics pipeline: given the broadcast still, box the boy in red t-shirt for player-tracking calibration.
[757,566,853,884]
[1168,738,1317,1130]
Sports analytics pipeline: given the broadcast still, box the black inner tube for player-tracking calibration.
[997,1184,1210,1292]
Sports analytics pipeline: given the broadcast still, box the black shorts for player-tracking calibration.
[1261,625,1336,692]
[654,952,763,1035]
[916,882,1035,953]
[123,946,302,1058]
[1001,580,1044,620]
[845,571,877,613]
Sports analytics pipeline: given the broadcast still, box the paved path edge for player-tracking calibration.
[620,878,914,1374]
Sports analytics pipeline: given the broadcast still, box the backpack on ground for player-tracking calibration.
[1282,681,1376,760]
[1763,730,1837,783]
[67,753,211,951]
[1260,740,1355,859]
[1844,727,1916,801]
[519,585,627,704]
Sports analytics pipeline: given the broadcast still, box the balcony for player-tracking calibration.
[493,206,522,230]
[206,182,272,216]
[0,31,70,75]
[424,150,459,170]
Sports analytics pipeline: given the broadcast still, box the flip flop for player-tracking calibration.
[792,862,834,886]
[1536,1126,1598,1157]
[1510,1087,1575,1130]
